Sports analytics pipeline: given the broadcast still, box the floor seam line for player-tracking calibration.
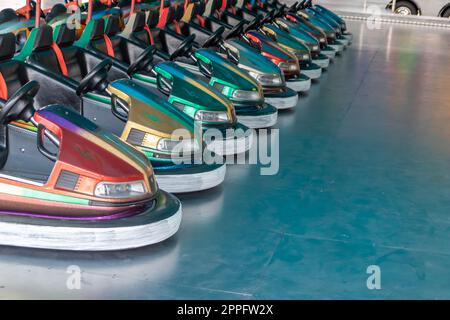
[340,49,379,122]
[248,231,286,296]
[80,270,254,298]
[282,232,450,256]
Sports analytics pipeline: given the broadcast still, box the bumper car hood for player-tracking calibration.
[194,48,259,92]
[262,24,310,53]
[246,31,295,62]
[109,79,195,142]
[34,105,157,199]
[225,39,281,75]
[154,62,235,118]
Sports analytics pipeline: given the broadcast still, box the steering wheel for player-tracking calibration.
[288,1,299,12]
[272,8,281,19]
[169,34,196,60]
[76,59,112,96]
[202,26,225,48]
[0,81,39,125]
[244,15,262,33]
[296,0,306,11]
[261,9,276,24]
[127,45,157,76]
[277,4,288,16]
[224,20,246,40]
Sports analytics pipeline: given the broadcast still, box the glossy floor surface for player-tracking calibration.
[1,21,450,299]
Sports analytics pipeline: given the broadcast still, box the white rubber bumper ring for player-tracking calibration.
[329,43,344,53]
[339,38,350,47]
[207,129,254,156]
[0,192,182,251]
[237,111,278,129]
[313,57,330,69]
[322,50,336,59]
[156,164,227,193]
[265,94,299,110]
[301,67,322,80]
[286,77,311,93]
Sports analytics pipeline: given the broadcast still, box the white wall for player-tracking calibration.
[285,0,390,13]
[0,0,389,13]
[0,0,67,11]
[0,0,26,11]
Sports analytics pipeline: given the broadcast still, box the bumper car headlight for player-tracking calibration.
[95,180,147,199]
[278,62,298,72]
[195,110,230,123]
[312,45,319,51]
[249,71,283,87]
[296,53,311,61]
[157,138,200,153]
[232,89,261,101]
[319,37,326,43]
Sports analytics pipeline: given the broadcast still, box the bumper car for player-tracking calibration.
[110,9,278,128]
[204,0,321,80]
[73,15,253,155]
[0,81,182,251]
[282,3,336,59]
[292,1,347,51]
[304,1,352,44]
[210,3,311,93]
[277,1,345,55]
[180,0,299,109]
[217,0,343,56]
[3,23,226,193]
[243,26,311,93]
[301,0,352,45]
[270,7,330,69]
[263,0,352,45]
[254,11,322,80]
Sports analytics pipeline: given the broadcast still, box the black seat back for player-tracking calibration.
[90,16,131,64]
[0,33,29,103]
[117,0,132,8]
[28,25,66,75]
[0,33,27,169]
[54,24,88,82]
[146,10,169,53]
[130,11,151,45]
[106,15,131,63]
[0,8,19,24]
[192,0,206,18]
[173,3,184,22]
[164,6,177,26]
[45,4,67,22]
[147,9,160,28]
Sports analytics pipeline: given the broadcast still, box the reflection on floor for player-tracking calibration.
[1,21,450,299]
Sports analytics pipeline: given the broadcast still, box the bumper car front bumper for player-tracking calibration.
[206,123,254,156]
[286,74,311,92]
[300,62,322,79]
[329,40,345,53]
[342,32,353,44]
[155,164,226,193]
[321,46,336,59]
[312,54,330,69]
[236,103,278,129]
[0,190,182,251]
[264,87,299,109]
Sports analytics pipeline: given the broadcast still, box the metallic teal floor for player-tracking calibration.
[1,21,450,299]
